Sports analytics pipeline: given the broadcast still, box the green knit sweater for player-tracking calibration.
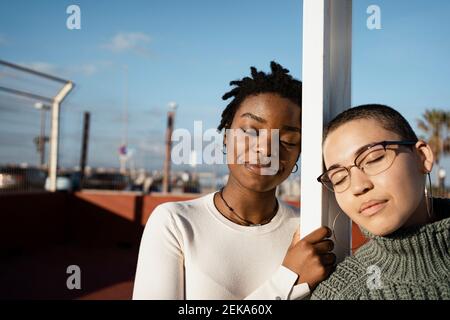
[311,198,450,300]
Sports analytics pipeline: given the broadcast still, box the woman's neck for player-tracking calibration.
[215,175,278,225]
[401,195,435,230]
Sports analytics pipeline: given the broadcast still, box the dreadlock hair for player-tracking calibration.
[324,104,419,142]
[217,61,302,132]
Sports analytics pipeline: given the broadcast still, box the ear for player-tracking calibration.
[415,140,434,173]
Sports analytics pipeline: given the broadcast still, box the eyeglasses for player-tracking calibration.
[317,140,416,193]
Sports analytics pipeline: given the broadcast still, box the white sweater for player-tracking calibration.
[132,192,310,300]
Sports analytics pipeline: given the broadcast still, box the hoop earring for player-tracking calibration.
[424,172,433,220]
[331,211,360,251]
[291,164,298,173]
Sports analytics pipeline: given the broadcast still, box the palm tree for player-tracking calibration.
[417,109,450,188]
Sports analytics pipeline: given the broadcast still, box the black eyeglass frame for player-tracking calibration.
[317,140,417,192]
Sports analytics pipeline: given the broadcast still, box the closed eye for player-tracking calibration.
[241,128,258,136]
[334,176,348,186]
[366,155,384,165]
[281,141,297,147]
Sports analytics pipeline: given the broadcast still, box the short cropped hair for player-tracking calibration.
[324,104,418,142]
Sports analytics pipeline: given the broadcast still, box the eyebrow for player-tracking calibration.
[240,112,301,133]
[326,141,376,171]
[241,112,266,123]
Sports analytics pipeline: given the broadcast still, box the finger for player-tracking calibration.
[320,253,337,266]
[313,239,334,253]
[290,229,301,247]
[303,226,332,244]
[323,265,334,278]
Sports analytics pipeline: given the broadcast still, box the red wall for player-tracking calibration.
[0,192,69,252]
[0,191,366,299]
[0,192,366,254]
[0,192,366,251]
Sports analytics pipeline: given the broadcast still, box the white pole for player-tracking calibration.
[300,0,352,262]
[48,82,74,192]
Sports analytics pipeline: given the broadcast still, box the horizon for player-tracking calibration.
[0,0,449,184]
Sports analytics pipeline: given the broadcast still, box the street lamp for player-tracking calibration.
[162,102,177,193]
[34,102,51,168]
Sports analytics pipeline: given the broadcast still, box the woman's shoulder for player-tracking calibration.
[155,193,210,212]
[149,193,212,222]
[311,254,366,300]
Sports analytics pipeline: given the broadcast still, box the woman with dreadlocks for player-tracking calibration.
[133,62,335,300]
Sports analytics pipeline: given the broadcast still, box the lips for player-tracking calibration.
[359,199,388,217]
[244,162,281,176]
[244,162,272,168]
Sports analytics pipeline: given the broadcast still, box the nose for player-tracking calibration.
[349,167,373,195]
[254,129,272,158]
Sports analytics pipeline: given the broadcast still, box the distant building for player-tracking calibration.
[278,176,300,201]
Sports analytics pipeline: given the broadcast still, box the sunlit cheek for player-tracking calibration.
[398,158,426,199]
[227,133,255,164]
[379,164,423,220]
[278,145,298,167]
[225,134,239,165]
[335,193,357,220]
[375,162,407,199]
[278,146,289,162]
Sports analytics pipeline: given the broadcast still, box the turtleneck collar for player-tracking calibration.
[355,198,450,281]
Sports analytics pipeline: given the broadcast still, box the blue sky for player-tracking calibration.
[0,0,449,182]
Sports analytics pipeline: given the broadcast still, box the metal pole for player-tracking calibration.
[162,103,177,193]
[0,59,70,84]
[79,112,90,189]
[124,65,129,148]
[40,108,46,167]
[0,60,74,190]
[162,107,176,194]
[48,82,74,192]
[0,86,53,103]
[300,0,352,262]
